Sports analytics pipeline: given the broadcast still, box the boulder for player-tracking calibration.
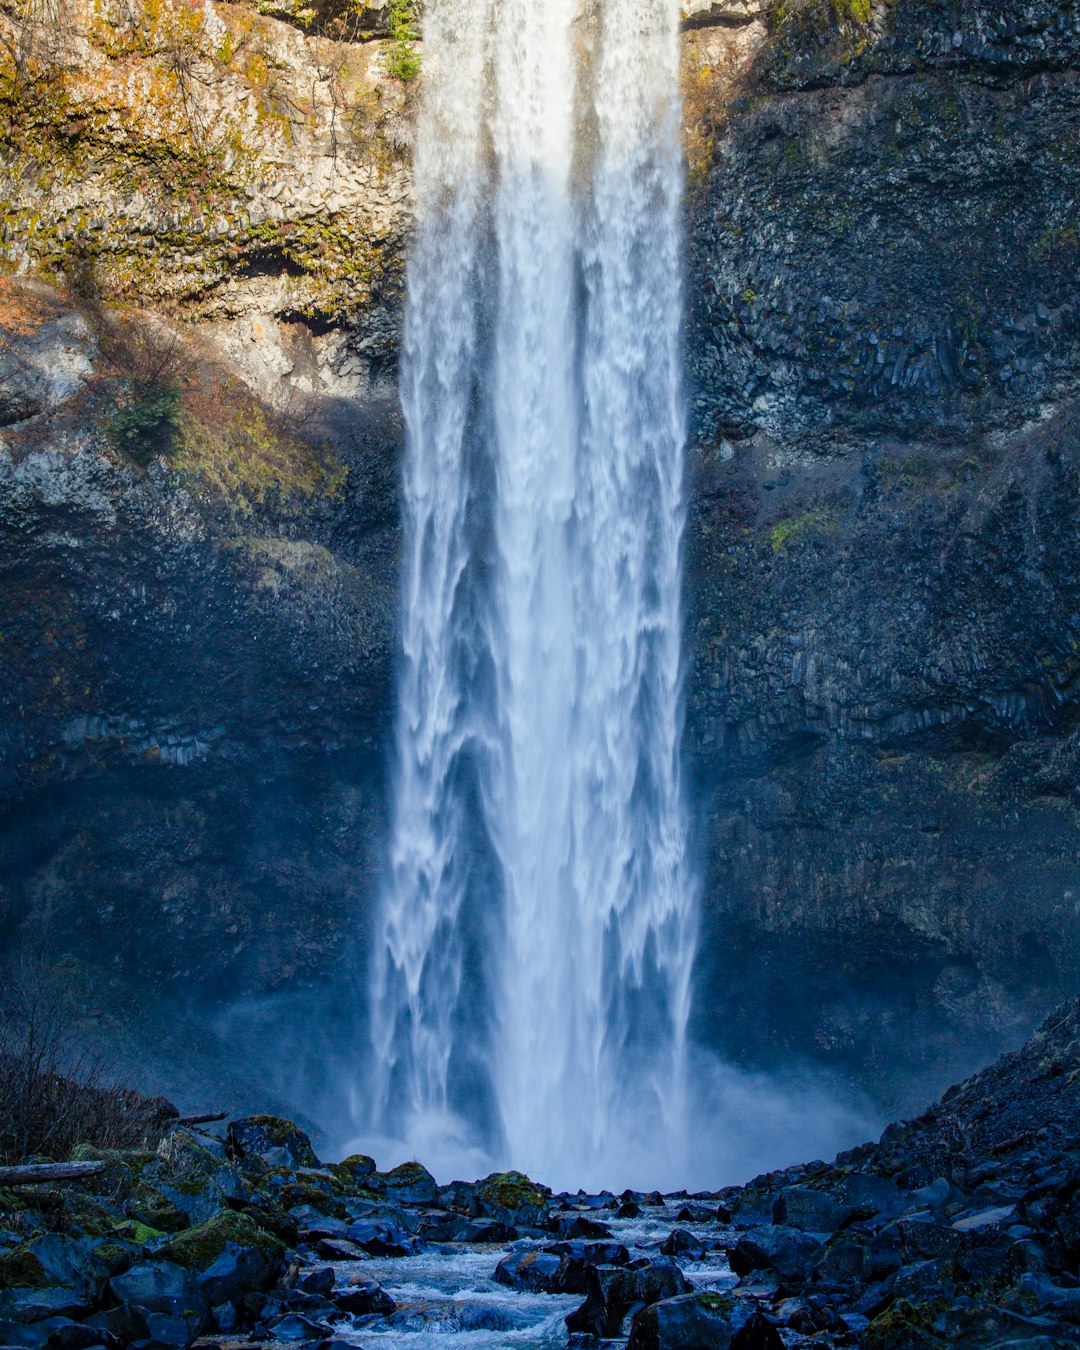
[155,1211,284,1304]
[226,1116,319,1171]
[547,1213,613,1240]
[471,1172,550,1227]
[344,1221,420,1257]
[263,1312,332,1340]
[135,1132,248,1227]
[772,1187,855,1234]
[727,1225,821,1281]
[459,1219,518,1244]
[107,1262,207,1348]
[332,1281,396,1315]
[315,1239,371,1262]
[296,1268,335,1298]
[376,1162,439,1206]
[566,1258,691,1339]
[625,1293,753,1350]
[660,1229,705,1257]
[333,1154,377,1188]
[0,1237,107,1301]
[0,1291,92,1325]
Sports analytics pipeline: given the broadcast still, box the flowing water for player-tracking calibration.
[367,0,694,1191]
[333,1205,737,1350]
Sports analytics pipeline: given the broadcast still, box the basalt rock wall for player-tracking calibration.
[0,0,1078,1126]
[683,0,1080,1107]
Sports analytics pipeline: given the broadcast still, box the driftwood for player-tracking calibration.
[0,1161,106,1185]
[176,1111,228,1126]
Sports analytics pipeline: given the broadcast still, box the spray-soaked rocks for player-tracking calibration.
[565,1257,692,1338]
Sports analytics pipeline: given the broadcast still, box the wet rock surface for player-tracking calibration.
[1,999,1079,1346]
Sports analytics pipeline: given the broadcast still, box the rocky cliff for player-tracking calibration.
[0,0,1078,1127]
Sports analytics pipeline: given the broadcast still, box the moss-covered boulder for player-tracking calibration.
[156,1211,284,1306]
[332,1154,377,1190]
[471,1171,550,1227]
[226,1116,319,1171]
[0,1234,107,1299]
[126,1183,190,1234]
[135,1130,249,1227]
[371,1161,439,1207]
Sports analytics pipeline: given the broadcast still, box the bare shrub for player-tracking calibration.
[0,956,176,1165]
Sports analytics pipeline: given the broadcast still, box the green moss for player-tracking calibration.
[473,1171,548,1213]
[768,503,841,553]
[0,1245,47,1291]
[157,1210,283,1272]
[696,1292,735,1315]
[865,1299,947,1349]
[126,1184,189,1233]
[93,1242,136,1276]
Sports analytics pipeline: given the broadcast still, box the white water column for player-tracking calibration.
[368,0,696,1191]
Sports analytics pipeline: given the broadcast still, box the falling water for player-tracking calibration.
[367,0,695,1191]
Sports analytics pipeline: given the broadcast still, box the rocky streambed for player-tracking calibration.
[1,996,1079,1350]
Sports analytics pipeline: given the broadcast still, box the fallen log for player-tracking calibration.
[0,1161,106,1185]
[176,1111,229,1126]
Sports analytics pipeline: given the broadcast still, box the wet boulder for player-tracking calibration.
[155,1210,284,1305]
[314,1238,371,1262]
[660,1229,705,1257]
[263,1311,332,1341]
[625,1292,758,1350]
[494,1250,568,1293]
[0,1236,107,1303]
[107,1261,208,1346]
[547,1213,614,1240]
[296,1268,335,1298]
[471,1172,551,1228]
[417,1212,468,1242]
[387,1298,531,1333]
[727,1225,821,1281]
[332,1280,396,1315]
[459,1218,518,1243]
[345,1221,420,1257]
[565,1257,691,1339]
[226,1116,319,1171]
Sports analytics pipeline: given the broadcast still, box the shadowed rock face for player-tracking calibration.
[681,0,1080,1109]
[0,0,1079,1127]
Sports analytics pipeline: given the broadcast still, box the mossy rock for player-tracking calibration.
[156,1210,284,1304]
[334,1154,376,1187]
[92,1241,138,1277]
[157,1209,284,1271]
[126,1183,190,1233]
[865,1299,948,1349]
[0,1245,47,1291]
[472,1171,550,1225]
[226,1116,319,1170]
[279,1182,346,1217]
[70,1145,154,1200]
[372,1161,439,1205]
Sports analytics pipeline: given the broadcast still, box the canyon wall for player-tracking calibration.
[1,0,1078,1126]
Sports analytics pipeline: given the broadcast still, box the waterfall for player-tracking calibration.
[367,0,695,1191]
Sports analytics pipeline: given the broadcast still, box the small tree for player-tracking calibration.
[385,0,420,82]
